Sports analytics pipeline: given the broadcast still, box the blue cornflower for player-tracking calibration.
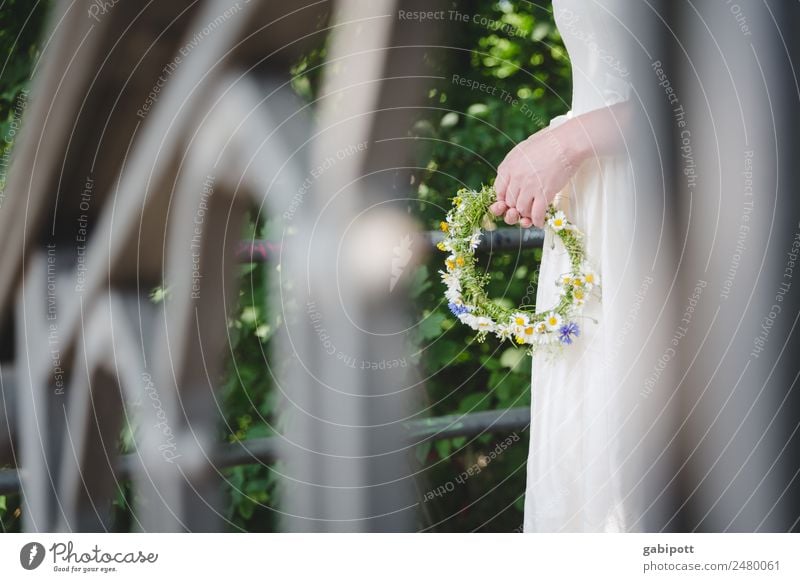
[448,302,470,316]
[558,322,580,345]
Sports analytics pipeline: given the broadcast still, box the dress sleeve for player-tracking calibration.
[602,72,631,106]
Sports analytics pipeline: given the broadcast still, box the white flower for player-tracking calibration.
[522,321,550,345]
[571,286,586,307]
[468,229,482,251]
[519,324,537,344]
[475,316,495,332]
[445,287,462,303]
[458,313,477,328]
[440,271,461,289]
[559,273,573,287]
[495,324,513,341]
[509,313,530,337]
[548,210,567,231]
[543,312,562,331]
[510,313,529,327]
[538,332,557,346]
[460,314,494,332]
[582,268,600,290]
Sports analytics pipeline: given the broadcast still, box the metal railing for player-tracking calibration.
[0,226,541,496]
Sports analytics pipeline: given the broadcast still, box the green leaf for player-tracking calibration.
[435,439,451,459]
[245,423,275,440]
[238,497,255,519]
[499,347,527,371]
[440,112,459,128]
[418,312,446,341]
[467,103,489,118]
[408,265,431,299]
[458,392,490,413]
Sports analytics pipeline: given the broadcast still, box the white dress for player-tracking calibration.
[523,0,636,532]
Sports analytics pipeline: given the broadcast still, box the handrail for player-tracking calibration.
[235,226,545,263]
[0,406,530,495]
[1,229,541,495]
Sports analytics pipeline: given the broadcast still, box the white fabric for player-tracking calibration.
[523,0,636,532]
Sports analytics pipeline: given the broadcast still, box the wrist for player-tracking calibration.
[561,117,592,168]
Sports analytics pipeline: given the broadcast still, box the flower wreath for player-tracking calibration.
[437,185,600,354]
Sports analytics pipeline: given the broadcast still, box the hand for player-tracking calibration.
[490,119,588,228]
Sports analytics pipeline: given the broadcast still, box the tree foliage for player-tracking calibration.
[0,0,572,532]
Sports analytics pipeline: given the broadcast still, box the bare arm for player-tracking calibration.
[491,100,634,227]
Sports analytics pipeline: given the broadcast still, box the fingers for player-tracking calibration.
[519,217,533,228]
[515,187,535,219]
[489,201,508,216]
[503,208,520,225]
[494,172,509,199]
[531,195,548,228]
[505,180,520,210]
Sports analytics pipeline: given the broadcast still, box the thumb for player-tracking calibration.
[489,201,508,216]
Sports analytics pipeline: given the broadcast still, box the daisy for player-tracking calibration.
[511,313,529,327]
[572,287,586,306]
[582,268,599,290]
[544,311,563,331]
[510,313,530,337]
[548,210,567,231]
[475,316,495,332]
[521,325,537,344]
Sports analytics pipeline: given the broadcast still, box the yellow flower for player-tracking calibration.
[515,335,526,344]
[440,221,449,233]
[452,196,462,206]
[436,241,446,252]
[445,259,455,271]
[455,256,465,267]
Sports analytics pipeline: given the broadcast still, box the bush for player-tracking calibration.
[222,0,571,532]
